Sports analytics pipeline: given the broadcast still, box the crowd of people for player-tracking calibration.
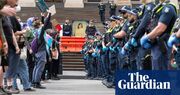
[0,0,62,95]
[0,0,180,95]
[82,0,180,88]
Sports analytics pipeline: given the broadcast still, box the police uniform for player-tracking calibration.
[103,16,121,87]
[145,2,177,70]
[132,2,155,70]
[116,6,132,69]
[82,41,90,72]
[93,36,103,78]
[123,10,140,70]
[84,38,94,78]
[109,3,117,17]
[98,3,106,23]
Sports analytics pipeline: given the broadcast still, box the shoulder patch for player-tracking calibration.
[147,6,151,11]
[164,7,170,13]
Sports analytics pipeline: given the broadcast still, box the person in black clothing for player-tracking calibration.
[49,30,60,80]
[63,19,72,36]
[3,16,21,94]
[85,20,97,37]
[98,2,106,24]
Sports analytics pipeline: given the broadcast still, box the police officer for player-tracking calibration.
[92,32,103,79]
[85,20,97,37]
[108,16,125,87]
[101,16,116,87]
[168,17,180,69]
[129,0,155,70]
[121,9,140,70]
[98,2,106,24]
[109,1,117,17]
[114,6,131,39]
[85,36,96,79]
[168,29,180,47]
[140,0,177,70]
[114,6,131,69]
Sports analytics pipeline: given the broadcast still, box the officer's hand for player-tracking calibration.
[124,42,131,50]
[130,38,138,47]
[140,35,152,49]
[92,52,97,57]
[167,34,180,47]
[112,37,117,43]
[0,6,16,16]
[109,46,115,52]
[121,47,127,55]
[102,46,108,52]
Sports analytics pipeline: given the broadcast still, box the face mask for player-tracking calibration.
[15,5,21,12]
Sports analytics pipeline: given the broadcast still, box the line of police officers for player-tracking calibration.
[82,0,179,88]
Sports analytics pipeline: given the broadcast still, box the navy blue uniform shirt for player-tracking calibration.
[133,2,155,39]
[158,4,177,37]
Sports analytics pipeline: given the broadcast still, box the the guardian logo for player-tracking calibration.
[118,72,171,90]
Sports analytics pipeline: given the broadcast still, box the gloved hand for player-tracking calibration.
[92,52,97,57]
[121,47,127,55]
[168,34,180,47]
[109,46,115,52]
[140,35,152,49]
[112,37,117,43]
[117,47,121,51]
[102,46,108,52]
[124,42,131,50]
[130,38,138,47]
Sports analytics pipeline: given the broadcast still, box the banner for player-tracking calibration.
[36,0,49,13]
[49,5,56,16]
[115,70,180,95]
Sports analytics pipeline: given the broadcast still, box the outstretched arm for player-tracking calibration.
[39,12,51,39]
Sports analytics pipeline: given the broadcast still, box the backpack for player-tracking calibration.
[31,30,39,54]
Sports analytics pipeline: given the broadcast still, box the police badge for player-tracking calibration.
[164,7,170,13]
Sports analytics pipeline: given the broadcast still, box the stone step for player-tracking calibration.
[62,61,84,64]
[63,68,85,71]
[62,58,84,62]
[63,65,85,69]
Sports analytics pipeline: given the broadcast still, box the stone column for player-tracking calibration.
[114,0,132,6]
[64,0,84,8]
[170,0,179,10]
[18,0,36,7]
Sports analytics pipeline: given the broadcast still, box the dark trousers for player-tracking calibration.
[151,44,170,70]
[109,50,118,83]
[101,50,110,79]
[51,59,60,77]
[27,50,34,82]
[32,51,46,83]
[99,12,105,23]
[109,10,116,17]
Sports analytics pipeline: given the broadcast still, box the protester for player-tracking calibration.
[0,0,17,94]
[32,11,52,89]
